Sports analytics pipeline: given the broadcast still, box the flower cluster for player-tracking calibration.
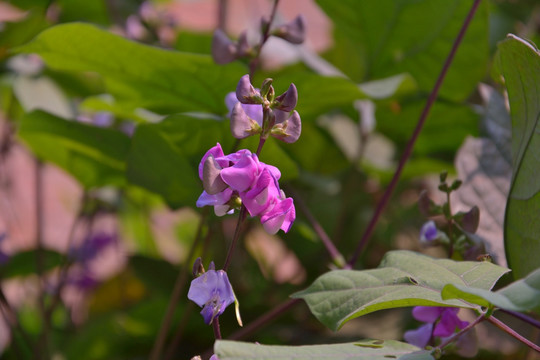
[404,306,469,348]
[230,75,301,144]
[196,143,295,234]
[187,261,235,325]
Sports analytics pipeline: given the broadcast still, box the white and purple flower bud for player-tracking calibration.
[272,15,306,45]
[271,110,301,143]
[274,83,298,112]
[236,75,262,104]
[230,102,262,139]
[212,29,238,65]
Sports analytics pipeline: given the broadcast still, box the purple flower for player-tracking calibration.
[272,15,306,45]
[419,220,438,244]
[404,306,469,348]
[0,233,9,265]
[69,232,116,263]
[188,269,235,325]
[196,143,295,234]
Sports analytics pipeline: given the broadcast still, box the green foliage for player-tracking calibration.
[215,339,434,360]
[293,251,509,331]
[317,0,489,102]
[17,110,130,188]
[442,267,540,314]
[496,35,540,279]
[17,23,245,114]
[0,249,63,278]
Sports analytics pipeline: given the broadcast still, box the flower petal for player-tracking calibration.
[404,323,433,348]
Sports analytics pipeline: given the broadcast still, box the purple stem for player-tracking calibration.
[346,0,483,268]
[223,206,247,271]
[438,314,485,350]
[249,0,281,78]
[499,309,540,330]
[487,316,540,353]
[213,318,222,340]
[150,208,209,360]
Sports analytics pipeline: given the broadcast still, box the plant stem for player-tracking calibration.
[150,208,209,360]
[500,309,540,330]
[284,185,346,268]
[0,288,33,355]
[487,316,540,353]
[346,0,483,268]
[223,206,247,271]
[249,0,281,78]
[213,318,222,340]
[438,313,485,350]
[217,0,227,31]
[446,190,455,258]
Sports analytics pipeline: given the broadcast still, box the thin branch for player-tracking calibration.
[487,316,540,353]
[438,313,485,350]
[150,208,209,360]
[217,0,227,31]
[223,206,247,271]
[346,0,483,268]
[249,0,281,78]
[284,185,345,268]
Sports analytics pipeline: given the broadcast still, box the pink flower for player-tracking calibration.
[196,144,295,234]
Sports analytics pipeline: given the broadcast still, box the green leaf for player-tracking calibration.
[17,110,130,188]
[18,23,245,114]
[292,250,509,331]
[1,250,63,278]
[442,267,540,314]
[317,0,489,102]
[129,255,178,295]
[215,339,434,360]
[496,35,540,279]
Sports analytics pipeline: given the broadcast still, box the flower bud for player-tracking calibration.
[236,75,262,104]
[273,83,298,112]
[272,15,306,44]
[202,155,228,195]
[271,110,301,143]
[260,78,274,99]
[212,29,238,65]
[230,102,262,139]
[461,206,480,233]
[419,220,438,245]
[192,257,205,277]
[236,31,250,57]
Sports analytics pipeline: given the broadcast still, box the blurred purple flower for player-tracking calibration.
[419,220,438,245]
[188,269,235,325]
[404,306,469,348]
[69,232,116,263]
[0,233,9,265]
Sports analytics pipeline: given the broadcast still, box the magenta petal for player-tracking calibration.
[412,306,445,323]
[199,143,225,180]
[261,197,295,234]
[433,308,469,337]
[220,153,260,192]
[404,323,433,348]
[242,168,281,216]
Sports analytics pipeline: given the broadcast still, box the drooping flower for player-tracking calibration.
[272,15,306,45]
[196,143,295,234]
[404,306,469,348]
[188,268,235,325]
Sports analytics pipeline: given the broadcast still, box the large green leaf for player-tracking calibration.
[442,267,540,314]
[18,23,245,114]
[17,110,130,188]
[496,35,540,279]
[317,0,488,102]
[293,251,509,331]
[215,339,434,360]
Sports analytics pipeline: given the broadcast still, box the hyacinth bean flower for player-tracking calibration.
[228,75,301,144]
[404,306,469,348]
[196,143,295,234]
[419,220,438,245]
[188,266,235,325]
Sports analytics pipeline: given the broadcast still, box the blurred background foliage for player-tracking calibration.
[0,0,539,359]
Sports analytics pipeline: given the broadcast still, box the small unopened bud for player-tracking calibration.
[260,78,274,99]
[271,110,301,143]
[260,16,271,35]
[274,83,298,112]
[272,15,306,44]
[461,206,480,233]
[192,257,205,277]
[203,155,228,195]
[230,102,262,139]
[236,75,262,104]
[236,31,250,57]
[439,170,448,183]
[450,179,463,191]
[212,29,238,65]
[419,220,438,245]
